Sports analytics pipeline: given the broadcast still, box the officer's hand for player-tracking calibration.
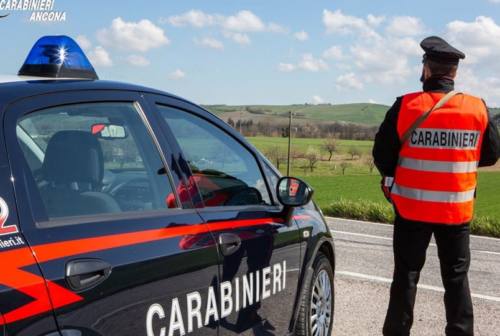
[380,176,394,203]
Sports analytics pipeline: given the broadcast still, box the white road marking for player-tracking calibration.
[326,216,500,242]
[332,230,392,241]
[336,271,500,303]
[327,217,393,228]
[331,230,500,256]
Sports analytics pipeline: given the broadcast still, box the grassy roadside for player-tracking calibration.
[299,173,500,238]
[322,199,500,237]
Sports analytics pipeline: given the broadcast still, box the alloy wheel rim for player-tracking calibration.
[310,269,332,336]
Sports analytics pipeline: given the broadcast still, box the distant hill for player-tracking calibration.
[203,103,500,127]
[203,103,390,126]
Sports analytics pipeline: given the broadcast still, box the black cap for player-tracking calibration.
[420,36,465,65]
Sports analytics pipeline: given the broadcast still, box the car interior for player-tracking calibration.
[15,102,173,220]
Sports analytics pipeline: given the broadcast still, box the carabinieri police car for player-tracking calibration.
[0,36,335,336]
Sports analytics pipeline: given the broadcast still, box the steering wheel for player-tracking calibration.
[109,177,151,196]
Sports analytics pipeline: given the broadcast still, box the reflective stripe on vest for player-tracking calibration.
[398,157,479,173]
[392,184,476,203]
[392,91,488,224]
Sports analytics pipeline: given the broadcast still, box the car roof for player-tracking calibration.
[0,76,184,105]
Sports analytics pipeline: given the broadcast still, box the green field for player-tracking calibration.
[247,136,500,222]
[248,136,373,155]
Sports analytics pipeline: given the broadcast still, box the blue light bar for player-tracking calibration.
[18,35,98,80]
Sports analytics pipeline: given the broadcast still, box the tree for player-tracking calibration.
[227,117,235,128]
[305,147,320,172]
[322,137,337,161]
[348,146,362,160]
[365,157,376,173]
[340,162,351,175]
[264,146,286,170]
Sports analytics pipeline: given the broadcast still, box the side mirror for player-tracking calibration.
[277,177,313,207]
[91,124,127,139]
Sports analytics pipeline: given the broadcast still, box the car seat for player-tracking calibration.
[40,130,121,218]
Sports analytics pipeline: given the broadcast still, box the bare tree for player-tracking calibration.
[305,147,320,172]
[322,137,337,161]
[365,157,376,173]
[340,161,351,175]
[348,146,362,160]
[264,145,286,170]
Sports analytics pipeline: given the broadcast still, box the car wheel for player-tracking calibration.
[295,252,334,336]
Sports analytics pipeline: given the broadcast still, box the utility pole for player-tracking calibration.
[287,111,292,176]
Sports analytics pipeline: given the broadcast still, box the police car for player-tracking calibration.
[0,36,335,336]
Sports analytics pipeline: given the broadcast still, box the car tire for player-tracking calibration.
[295,252,334,336]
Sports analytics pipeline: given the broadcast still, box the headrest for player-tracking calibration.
[42,130,104,187]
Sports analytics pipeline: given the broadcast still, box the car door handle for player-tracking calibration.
[66,259,112,291]
[218,233,242,256]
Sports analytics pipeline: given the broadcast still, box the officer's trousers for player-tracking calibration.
[383,216,474,336]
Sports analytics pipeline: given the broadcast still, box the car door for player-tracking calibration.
[146,95,303,335]
[4,90,220,336]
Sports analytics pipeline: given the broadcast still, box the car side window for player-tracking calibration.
[16,102,176,224]
[158,105,271,207]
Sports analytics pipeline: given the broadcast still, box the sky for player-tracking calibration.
[1,0,500,106]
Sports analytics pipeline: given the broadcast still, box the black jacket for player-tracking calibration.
[373,77,500,176]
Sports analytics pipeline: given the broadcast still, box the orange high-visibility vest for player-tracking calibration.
[391,92,489,224]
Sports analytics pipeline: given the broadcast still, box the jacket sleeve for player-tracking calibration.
[479,103,500,167]
[372,97,402,176]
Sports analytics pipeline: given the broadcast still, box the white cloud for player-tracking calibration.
[278,63,296,72]
[223,31,251,45]
[367,14,385,27]
[336,73,364,90]
[323,46,343,60]
[311,95,324,105]
[88,46,113,67]
[386,16,425,36]
[320,10,426,85]
[368,98,377,104]
[76,35,92,50]
[97,17,170,52]
[298,54,329,72]
[164,9,286,36]
[294,30,309,41]
[488,0,500,3]
[278,54,329,73]
[165,10,217,27]
[322,9,378,38]
[222,10,265,32]
[392,37,422,56]
[446,16,500,64]
[350,42,412,83]
[126,54,150,67]
[456,67,500,105]
[169,69,186,80]
[195,37,224,50]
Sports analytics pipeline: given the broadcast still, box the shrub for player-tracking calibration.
[322,199,394,223]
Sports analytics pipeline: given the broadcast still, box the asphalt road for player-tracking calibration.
[327,217,500,336]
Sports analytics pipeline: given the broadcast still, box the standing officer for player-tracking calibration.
[373,36,500,336]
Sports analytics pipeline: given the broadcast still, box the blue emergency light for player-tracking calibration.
[18,35,98,80]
